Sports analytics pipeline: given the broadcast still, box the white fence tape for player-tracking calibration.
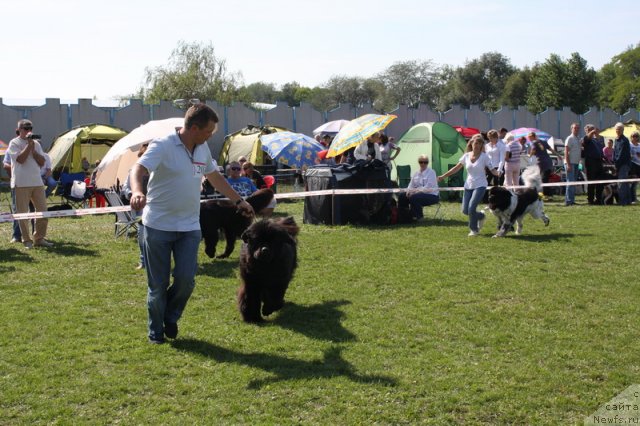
[2,177,639,223]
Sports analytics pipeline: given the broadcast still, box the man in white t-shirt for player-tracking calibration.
[563,123,582,206]
[6,119,52,249]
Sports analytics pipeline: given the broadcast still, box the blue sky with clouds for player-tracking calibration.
[1,0,637,102]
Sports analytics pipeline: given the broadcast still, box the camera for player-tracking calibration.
[27,134,42,140]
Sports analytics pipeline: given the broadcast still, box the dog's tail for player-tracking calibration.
[521,165,543,192]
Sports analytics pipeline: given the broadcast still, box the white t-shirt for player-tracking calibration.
[138,132,216,232]
[459,151,493,189]
[41,152,52,176]
[7,137,46,188]
[485,141,506,172]
[564,134,582,165]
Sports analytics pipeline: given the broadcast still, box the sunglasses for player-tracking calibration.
[21,126,33,131]
[230,167,241,171]
[418,161,429,164]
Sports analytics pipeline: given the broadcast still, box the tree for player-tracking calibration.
[136,41,243,106]
[306,87,336,112]
[324,75,375,107]
[238,82,279,104]
[377,60,445,109]
[439,52,515,111]
[526,52,597,114]
[279,82,302,107]
[597,43,640,113]
[499,67,534,108]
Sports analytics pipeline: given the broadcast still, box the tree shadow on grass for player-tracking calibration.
[270,300,356,343]
[48,241,100,257]
[0,247,30,271]
[171,340,396,389]
[198,257,238,279]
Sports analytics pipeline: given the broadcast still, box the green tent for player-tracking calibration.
[218,124,290,166]
[391,122,468,200]
[48,124,128,174]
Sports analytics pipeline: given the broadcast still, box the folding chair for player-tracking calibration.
[104,191,139,238]
[57,172,92,208]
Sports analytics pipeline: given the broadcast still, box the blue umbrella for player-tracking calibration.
[259,131,324,168]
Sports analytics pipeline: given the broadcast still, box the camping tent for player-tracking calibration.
[218,124,290,166]
[94,118,183,190]
[47,124,128,175]
[391,122,468,200]
[600,120,640,139]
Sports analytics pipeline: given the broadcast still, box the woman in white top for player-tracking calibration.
[353,132,382,161]
[398,154,439,220]
[438,134,499,236]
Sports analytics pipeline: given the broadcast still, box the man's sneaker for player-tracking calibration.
[10,237,20,243]
[34,239,54,248]
[23,241,33,250]
[468,230,479,237]
[164,322,178,339]
[148,337,165,345]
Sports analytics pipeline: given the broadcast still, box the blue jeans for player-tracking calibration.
[564,163,579,204]
[43,175,58,197]
[143,226,201,340]
[617,164,631,205]
[10,187,21,241]
[399,192,440,219]
[462,187,486,232]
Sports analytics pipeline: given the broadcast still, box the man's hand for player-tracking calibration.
[237,199,254,217]
[130,192,146,211]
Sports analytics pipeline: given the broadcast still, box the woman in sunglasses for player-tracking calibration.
[398,155,439,222]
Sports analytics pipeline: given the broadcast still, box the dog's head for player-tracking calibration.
[487,186,513,211]
[241,216,299,262]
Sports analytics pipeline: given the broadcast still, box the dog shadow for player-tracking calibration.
[271,300,356,343]
[171,340,396,390]
[198,258,238,279]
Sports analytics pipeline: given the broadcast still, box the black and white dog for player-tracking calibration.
[487,165,550,237]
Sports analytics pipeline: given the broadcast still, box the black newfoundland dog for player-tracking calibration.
[487,165,550,237]
[237,216,299,323]
[199,188,274,259]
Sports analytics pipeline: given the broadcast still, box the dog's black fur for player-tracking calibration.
[238,216,299,323]
[199,188,274,259]
[487,166,550,237]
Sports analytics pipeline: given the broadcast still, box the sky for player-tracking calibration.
[1,0,638,104]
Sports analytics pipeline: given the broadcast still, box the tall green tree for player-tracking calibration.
[527,52,597,114]
[597,43,640,113]
[439,52,515,111]
[499,67,534,108]
[238,82,279,104]
[377,60,445,109]
[136,41,242,106]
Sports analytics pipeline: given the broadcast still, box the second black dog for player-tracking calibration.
[199,188,274,259]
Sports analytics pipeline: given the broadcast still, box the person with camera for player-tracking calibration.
[6,119,53,249]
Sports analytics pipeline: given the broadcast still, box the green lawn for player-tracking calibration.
[1,196,638,424]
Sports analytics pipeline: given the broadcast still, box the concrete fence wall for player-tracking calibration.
[1,98,639,160]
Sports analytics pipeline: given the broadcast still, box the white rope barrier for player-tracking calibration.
[2,177,639,223]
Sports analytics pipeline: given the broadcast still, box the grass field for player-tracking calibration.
[1,195,638,424]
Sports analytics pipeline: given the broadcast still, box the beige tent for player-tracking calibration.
[94,118,183,189]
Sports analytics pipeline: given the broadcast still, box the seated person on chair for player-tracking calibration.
[398,155,440,221]
[240,161,266,188]
[226,161,276,216]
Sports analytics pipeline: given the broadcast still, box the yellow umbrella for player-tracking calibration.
[600,120,640,139]
[326,114,396,158]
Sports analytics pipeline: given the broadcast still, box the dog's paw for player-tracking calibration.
[216,253,230,259]
[543,218,550,226]
[204,248,216,258]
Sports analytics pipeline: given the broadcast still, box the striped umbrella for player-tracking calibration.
[326,114,396,158]
[510,127,551,141]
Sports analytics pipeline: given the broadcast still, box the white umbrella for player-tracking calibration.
[94,117,183,189]
[312,119,350,136]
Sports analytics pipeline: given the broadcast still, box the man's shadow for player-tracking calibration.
[171,340,396,390]
[271,300,356,343]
